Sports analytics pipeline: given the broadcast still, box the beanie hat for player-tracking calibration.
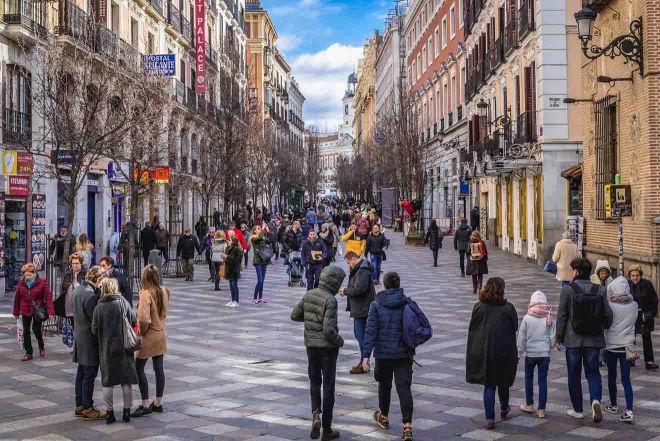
[529,291,547,305]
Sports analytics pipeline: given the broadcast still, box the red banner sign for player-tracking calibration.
[194,0,206,94]
[17,152,33,175]
[8,175,29,197]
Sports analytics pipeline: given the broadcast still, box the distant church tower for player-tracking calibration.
[338,72,356,136]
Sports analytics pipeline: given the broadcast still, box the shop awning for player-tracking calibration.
[561,163,583,179]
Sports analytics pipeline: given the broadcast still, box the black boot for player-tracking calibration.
[322,428,340,440]
[123,408,130,423]
[105,410,116,425]
[310,410,321,439]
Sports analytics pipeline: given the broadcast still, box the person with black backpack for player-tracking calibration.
[555,257,613,423]
[361,272,415,441]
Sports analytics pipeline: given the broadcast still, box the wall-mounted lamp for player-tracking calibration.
[563,97,593,104]
[476,98,488,118]
[596,75,633,83]
[574,8,644,76]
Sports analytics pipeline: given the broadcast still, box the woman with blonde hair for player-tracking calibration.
[466,230,489,294]
[132,264,170,418]
[92,278,139,424]
[210,230,227,292]
[76,233,95,269]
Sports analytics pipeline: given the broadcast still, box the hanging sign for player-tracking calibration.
[142,54,177,76]
[605,184,632,218]
[8,175,29,196]
[194,0,206,94]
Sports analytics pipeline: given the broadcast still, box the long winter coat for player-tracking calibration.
[72,283,100,366]
[344,259,376,318]
[291,266,345,348]
[56,268,86,317]
[136,287,169,359]
[223,245,242,281]
[466,300,518,386]
[424,226,443,250]
[91,295,139,387]
[630,278,658,334]
[13,276,55,318]
[140,225,157,253]
[363,288,412,360]
[466,240,488,275]
[454,224,471,251]
[365,233,387,256]
[552,238,579,282]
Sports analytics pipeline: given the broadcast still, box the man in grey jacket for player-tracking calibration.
[292,266,346,441]
[555,257,613,423]
[72,266,107,419]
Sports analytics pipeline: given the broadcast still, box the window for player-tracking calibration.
[460,67,466,104]
[422,45,426,69]
[417,54,421,79]
[130,18,138,48]
[451,76,457,111]
[594,96,619,219]
[427,38,432,65]
[147,32,155,54]
[3,65,31,143]
[436,90,440,118]
[434,27,440,57]
[442,17,447,48]
[459,0,463,26]
[450,4,456,37]
[443,83,448,116]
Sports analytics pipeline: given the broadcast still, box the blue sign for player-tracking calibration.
[142,54,176,76]
[459,179,469,195]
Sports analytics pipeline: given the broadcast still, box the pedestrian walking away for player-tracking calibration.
[454,218,471,276]
[176,228,201,281]
[140,222,157,267]
[302,230,327,291]
[72,266,108,420]
[210,231,227,291]
[466,230,488,294]
[154,223,170,262]
[466,277,518,430]
[365,225,388,285]
[362,272,415,441]
[628,265,658,370]
[470,206,480,231]
[552,231,579,287]
[424,219,443,267]
[603,277,637,423]
[12,263,55,361]
[555,257,613,423]
[132,265,170,418]
[517,291,556,419]
[195,216,208,246]
[339,251,376,374]
[291,265,346,441]
[91,278,139,424]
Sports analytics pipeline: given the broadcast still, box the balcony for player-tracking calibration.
[3,108,31,144]
[493,36,504,70]
[171,79,185,105]
[504,20,518,56]
[515,111,537,144]
[3,0,48,45]
[148,0,162,16]
[181,16,191,42]
[185,87,196,112]
[167,2,181,34]
[518,0,535,42]
[54,0,93,44]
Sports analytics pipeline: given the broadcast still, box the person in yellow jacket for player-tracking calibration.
[342,224,366,256]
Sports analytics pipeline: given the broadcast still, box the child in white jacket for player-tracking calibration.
[517,291,556,418]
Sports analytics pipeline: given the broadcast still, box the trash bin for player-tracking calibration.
[148,249,163,281]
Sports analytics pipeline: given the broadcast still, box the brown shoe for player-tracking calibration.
[485,420,495,430]
[350,364,365,374]
[82,407,106,419]
[75,406,84,417]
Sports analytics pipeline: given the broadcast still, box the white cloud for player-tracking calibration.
[290,43,362,130]
[277,34,303,54]
[271,0,342,18]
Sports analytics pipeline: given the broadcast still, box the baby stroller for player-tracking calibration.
[287,251,305,287]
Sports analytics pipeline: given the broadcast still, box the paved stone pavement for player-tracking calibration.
[2,232,660,441]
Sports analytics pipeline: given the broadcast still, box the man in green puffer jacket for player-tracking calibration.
[291,265,346,441]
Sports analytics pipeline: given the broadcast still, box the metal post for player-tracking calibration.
[618,217,624,277]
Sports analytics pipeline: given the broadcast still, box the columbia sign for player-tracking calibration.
[142,54,176,76]
[194,0,206,94]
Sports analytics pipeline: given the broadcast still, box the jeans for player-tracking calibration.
[524,357,550,410]
[483,385,509,421]
[136,355,165,400]
[565,347,602,413]
[458,249,466,274]
[213,262,222,289]
[306,264,322,291]
[229,280,239,303]
[244,250,249,267]
[370,254,383,281]
[273,242,280,260]
[431,248,439,266]
[375,358,414,423]
[103,384,133,410]
[21,315,44,356]
[307,347,339,431]
[254,264,267,300]
[75,364,99,408]
[354,317,367,359]
[181,257,194,280]
[605,350,633,411]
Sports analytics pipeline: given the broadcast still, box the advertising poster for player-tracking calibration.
[31,194,46,271]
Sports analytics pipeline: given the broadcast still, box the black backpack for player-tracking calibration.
[570,283,605,335]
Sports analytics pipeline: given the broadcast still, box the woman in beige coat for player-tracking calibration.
[132,264,169,418]
[552,232,579,286]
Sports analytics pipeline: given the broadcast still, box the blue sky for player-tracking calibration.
[261,0,390,130]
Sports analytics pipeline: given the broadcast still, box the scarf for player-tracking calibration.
[25,276,37,288]
[610,293,633,305]
[528,302,553,327]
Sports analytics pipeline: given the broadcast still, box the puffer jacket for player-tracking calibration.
[365,233,387,256]
[211,238,227,263]
[291,266,346,348]
[605,300,638,351]
[454,224,471,251]
[284,229,304,252]
[362,288,412,359]
[13,277,55,318]
[424,226,443,250]
[344,258,376,318]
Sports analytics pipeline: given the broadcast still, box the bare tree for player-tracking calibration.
[305,128,321,205]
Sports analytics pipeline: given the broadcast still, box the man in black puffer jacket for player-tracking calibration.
[454,218,472,277]
[291,266,346,441]
[340,251,376,375]
[176,228,201,281]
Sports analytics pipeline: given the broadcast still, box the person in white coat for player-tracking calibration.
[552,232,579,286]
[517,291,556,418]
[603,277,638,423]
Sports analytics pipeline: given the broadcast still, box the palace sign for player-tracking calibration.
[194,0,206,94]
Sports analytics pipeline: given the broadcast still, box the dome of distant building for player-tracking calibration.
[348,72,357,84]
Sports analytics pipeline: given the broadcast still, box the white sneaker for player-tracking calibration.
[537,409,545,418]
[620,410,633,423]
[225,301,233,307]
[230,302,239,308]
[520,404,536,413]
[567,409,584,419]
[592,400,603,423]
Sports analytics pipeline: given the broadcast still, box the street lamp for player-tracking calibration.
[476,99,488,118]
[574,8,597,42]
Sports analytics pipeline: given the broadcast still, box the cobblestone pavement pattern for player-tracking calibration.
[1,233,660,440]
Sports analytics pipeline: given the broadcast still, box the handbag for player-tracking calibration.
[32,301,48,323]
[62,318,74,348]
[218,263,225,278]
[259,245,274,262]
[120,300,141,352]
[544,261,558,275]
[626,345,640,362]
[382,251,387,261]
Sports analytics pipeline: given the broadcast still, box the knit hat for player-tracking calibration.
[607,276,633,304]
[528,291,552,326]
[529,291,547,306]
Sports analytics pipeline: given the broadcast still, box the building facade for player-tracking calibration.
[574,0,659,286]
[353,31,382,151]
[462,0,583,263]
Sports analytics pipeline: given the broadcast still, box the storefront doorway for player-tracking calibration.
[5,199,26,291]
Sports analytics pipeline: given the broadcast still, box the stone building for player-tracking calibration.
[353,31,382,151]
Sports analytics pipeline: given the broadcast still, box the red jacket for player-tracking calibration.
[225,228,247,250]
[13,277,55,318]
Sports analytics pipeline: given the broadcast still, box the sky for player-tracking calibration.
[260,0,392,131]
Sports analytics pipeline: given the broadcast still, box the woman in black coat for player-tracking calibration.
[628,265,659,370]
[424,219,443,267]
[466,277,518,431]
[466,230,488,294]
[91,278,139,424]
